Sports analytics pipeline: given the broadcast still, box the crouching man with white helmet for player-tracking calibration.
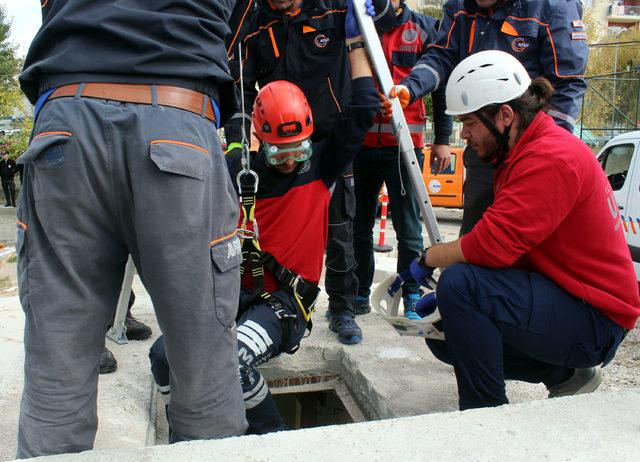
[405,50,639,410]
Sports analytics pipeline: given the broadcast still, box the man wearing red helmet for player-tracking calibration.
[150,1,381,434]
[224,0,397,345]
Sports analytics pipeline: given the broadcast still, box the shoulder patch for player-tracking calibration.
[572,20,584,28]
[571,31,587,40]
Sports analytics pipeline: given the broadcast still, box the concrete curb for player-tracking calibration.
[16,388,640,461]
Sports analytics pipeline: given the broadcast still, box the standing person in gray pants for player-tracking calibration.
[15,0,248,457]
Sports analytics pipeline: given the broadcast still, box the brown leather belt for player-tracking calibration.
[49,83,217,124]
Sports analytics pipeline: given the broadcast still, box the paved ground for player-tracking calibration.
[0,206,17,245]
[0,206,638,461]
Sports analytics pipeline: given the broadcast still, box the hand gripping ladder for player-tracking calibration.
[354,1,444,339]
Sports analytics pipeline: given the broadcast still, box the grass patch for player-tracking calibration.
[6,255,17,264]
[0,276,12,290]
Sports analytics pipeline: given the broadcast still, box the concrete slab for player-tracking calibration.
[1,207,639,459]
[15,388,640,461]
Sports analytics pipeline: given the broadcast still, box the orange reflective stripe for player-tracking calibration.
[431,16,460,50]
[149,140,209,155]
[302,25,317,34]
[309,8,346,19]
[209,230,238,247]
[327,77,342,113]
[35,131,72,138]
[500,21,519,36]
[268,27,280,58]
[545,26,584,79]
[41,0,49,7]
[17,220,27,231]
[227,0,254,57]
[468,19,476,53]
[244,19,281,42]
[506,15,548,27]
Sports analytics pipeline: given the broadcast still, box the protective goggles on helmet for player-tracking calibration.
[264,139,313,166]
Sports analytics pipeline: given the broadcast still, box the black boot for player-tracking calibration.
[99,346,118,374]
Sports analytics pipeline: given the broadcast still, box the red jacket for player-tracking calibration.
[461,112,640,329]
[363,7,450,148]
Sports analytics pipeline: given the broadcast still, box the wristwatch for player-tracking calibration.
[419,247,435,269]
[346,41,365,53]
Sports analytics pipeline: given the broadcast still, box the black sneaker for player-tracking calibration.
[125,315,152,341]
[354,295,371,316]
[99,347,118,374]
[329,313,363,345]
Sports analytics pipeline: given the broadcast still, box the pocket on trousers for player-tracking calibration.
[18,131,72,165]
[16,222,29,312]
[210,234,243,327]
[149,140,212,181]
[343,175,355,218]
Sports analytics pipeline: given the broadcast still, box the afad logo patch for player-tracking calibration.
[314,34,330,48]
[402,29,419,44]
[511,37,530,53]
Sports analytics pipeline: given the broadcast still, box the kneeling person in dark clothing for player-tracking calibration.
[150,2,380,435]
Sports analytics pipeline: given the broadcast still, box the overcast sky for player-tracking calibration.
[1,0,41,57]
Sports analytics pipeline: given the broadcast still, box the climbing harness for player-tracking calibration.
[235,44,317,342]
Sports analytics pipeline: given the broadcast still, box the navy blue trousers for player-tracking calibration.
[426,264,626,410]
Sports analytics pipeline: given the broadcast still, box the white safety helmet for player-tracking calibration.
[445,50,532,116]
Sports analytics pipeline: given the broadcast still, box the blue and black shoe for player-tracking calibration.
[403,293,423,321]
[329,313,363,345]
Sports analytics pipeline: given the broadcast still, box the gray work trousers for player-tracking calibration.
[16,96,247,458]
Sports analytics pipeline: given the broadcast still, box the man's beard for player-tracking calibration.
[477,140,500,164]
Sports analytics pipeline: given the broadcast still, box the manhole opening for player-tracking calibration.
[273,389,353,429]
[269,375,368,430]
[153,374,370,444]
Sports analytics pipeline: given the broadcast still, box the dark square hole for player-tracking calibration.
[273,389,354,430]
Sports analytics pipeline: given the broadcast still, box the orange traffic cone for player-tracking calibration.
[373,183,393,253]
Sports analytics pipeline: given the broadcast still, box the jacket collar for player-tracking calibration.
[505,111,554,162]
[463,0,516,19]
[258,0,309,21]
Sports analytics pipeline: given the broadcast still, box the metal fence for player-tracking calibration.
[578,40,640,148]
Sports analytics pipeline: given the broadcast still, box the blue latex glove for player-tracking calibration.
[346,0,375,39]
[409,254,436,289]
[415,292,437,318]
[387,269,412,298]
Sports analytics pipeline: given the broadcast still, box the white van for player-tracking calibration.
[597,131,640,283]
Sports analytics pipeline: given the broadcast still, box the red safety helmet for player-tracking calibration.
[252,80,314,145]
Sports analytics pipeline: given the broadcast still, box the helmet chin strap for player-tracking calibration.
[474,110,511,167]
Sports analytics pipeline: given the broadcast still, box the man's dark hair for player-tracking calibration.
[479,77,554,135]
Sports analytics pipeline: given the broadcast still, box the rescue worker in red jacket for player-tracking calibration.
[151,1,382,434]
[390,0,589,235]
[224,0,396,345]
[353,0,452,320]
[404,51,640,410]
